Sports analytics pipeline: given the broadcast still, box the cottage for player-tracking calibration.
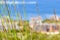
[29,16,60,33]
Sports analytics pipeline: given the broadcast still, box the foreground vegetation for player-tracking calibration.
[0,19,60,40]
[0,0,60,40]
[0,25,60,40]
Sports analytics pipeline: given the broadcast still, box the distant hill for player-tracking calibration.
[42,19,60,24]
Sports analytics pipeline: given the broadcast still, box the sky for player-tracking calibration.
[0,0,60,20]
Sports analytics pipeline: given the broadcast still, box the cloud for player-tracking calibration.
[0,1,36,4]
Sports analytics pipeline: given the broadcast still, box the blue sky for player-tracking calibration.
[0,0,60,20]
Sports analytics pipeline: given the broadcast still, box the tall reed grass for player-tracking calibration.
[0,0,60,40]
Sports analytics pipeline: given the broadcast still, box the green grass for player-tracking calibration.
[0,30,60,40]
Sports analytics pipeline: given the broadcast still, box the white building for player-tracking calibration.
[50,15,59,20]
[29,16,42,31]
